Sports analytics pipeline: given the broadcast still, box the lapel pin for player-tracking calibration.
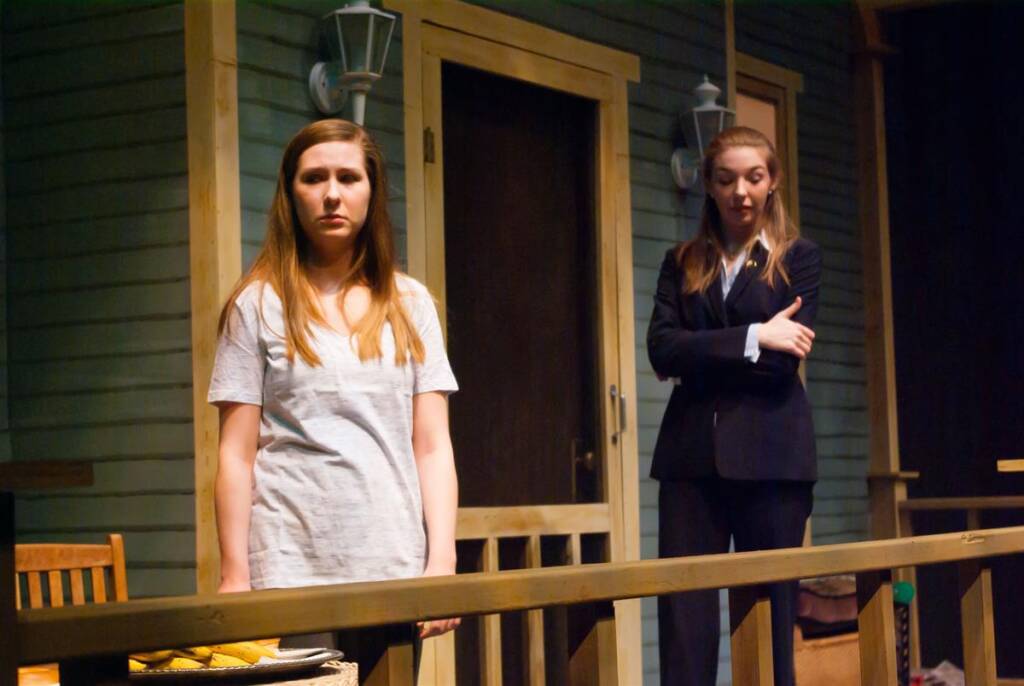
[746,259,757,269]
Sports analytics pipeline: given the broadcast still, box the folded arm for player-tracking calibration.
[646,249,751,379]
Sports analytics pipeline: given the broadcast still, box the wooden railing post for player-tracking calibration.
[364,624,416,686]
[524,535,546,686]
[729,585,775,686]
[959,559,997,686]
[856,570,898,685]
[569,601,618,685]
[480,537,502,686]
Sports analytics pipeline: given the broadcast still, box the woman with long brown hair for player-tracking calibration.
[209,119,459,648]
[648,126,821,686]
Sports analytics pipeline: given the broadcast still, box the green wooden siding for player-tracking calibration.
[1,0,194,598]
[735,3,869,546]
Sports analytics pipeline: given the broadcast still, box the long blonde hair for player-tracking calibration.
[218,119,425,367]
[676,126,799,294]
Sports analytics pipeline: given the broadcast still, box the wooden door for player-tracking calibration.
[385,2,641,681]
[441,62,600,508]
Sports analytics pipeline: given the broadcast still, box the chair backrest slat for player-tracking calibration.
[70,569,86,605]
[27,572,43,609]
[91,566,107,604]
[48,571,64,607]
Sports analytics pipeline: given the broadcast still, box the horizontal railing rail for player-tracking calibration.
[14,525,1024,685]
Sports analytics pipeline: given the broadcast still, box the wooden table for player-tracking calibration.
[2,461,94,686]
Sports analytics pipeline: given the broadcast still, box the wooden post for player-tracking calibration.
[185,0,243,595]
[856,570,898,686]
[569,602,618,686]
[729,585,775,686]
[959,560,997,686]
[363,625,416,686]
[524,535,546,685]
[2,491,15,686]
[480,537,502,686]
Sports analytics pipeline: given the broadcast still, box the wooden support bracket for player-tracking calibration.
[364,625,416,686]
[959,560,997,686]
[729,585,775,686]
[569,602,618,686]
[856,570,898,686]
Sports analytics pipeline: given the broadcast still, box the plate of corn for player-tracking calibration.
[129,641,343,681]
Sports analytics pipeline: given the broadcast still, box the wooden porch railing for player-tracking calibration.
[451,504,612,686]
[12,525,1024,686]
[897,495,1024,673]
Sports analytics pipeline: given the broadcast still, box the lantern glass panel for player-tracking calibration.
[368,14,394,75]
[335,13,372,74]
[696,109,723,159]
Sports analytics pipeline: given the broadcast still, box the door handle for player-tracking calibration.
[610,384,626,443]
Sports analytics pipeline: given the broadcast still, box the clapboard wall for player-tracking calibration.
[735,3,869,546]
[1,1,195,598]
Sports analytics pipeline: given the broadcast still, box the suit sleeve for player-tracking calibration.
[646,249,750,378]
[744,240,823,381]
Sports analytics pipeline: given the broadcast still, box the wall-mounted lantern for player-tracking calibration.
[670,75,735,190]
[308,0,396,125]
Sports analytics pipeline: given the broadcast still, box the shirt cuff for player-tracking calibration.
[744,324,762,363]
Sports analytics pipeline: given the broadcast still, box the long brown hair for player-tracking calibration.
[676,126,799,294]
[218,119,425,367]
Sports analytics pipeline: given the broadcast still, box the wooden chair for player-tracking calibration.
[15,533,128,609]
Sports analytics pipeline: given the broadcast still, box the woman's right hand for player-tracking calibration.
[757,296,815,359]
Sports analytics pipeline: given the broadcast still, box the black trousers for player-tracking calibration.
[658,477,813,686]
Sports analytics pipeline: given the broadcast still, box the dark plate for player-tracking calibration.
[130,649,344,683]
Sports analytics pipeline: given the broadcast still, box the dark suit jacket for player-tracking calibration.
[647,238,821,482]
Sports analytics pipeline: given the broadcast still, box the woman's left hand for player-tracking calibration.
[417,562,462,638]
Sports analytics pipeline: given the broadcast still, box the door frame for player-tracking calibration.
[383,1,641,682]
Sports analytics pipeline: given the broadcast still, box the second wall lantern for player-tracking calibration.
[670,76,735,191]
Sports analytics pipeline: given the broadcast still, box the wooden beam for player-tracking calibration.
[960,560,997,686]
[18,526,1024,666]
[524,536,545,686]
[364,627,416,686]
[900,496,1024,511]
[0,461,93,491]
[997,459,1024,473]
[855,1,904,542]
[724,0,736,109]
[480,537,501,686]
[729,586,775,686]
[856,570,898,686]
[457,504,611,540]
[610,75,643,686]
[384,0,639,82]
[569,603,619,686]
[184,0,242,595]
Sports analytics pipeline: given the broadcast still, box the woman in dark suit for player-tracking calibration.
[648,126,821,686]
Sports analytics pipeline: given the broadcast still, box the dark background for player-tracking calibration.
[885,1,1024,675]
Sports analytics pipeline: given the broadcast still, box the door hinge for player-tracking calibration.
[424,127,435,163]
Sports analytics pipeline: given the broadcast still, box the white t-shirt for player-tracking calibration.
[208,275,458,589]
